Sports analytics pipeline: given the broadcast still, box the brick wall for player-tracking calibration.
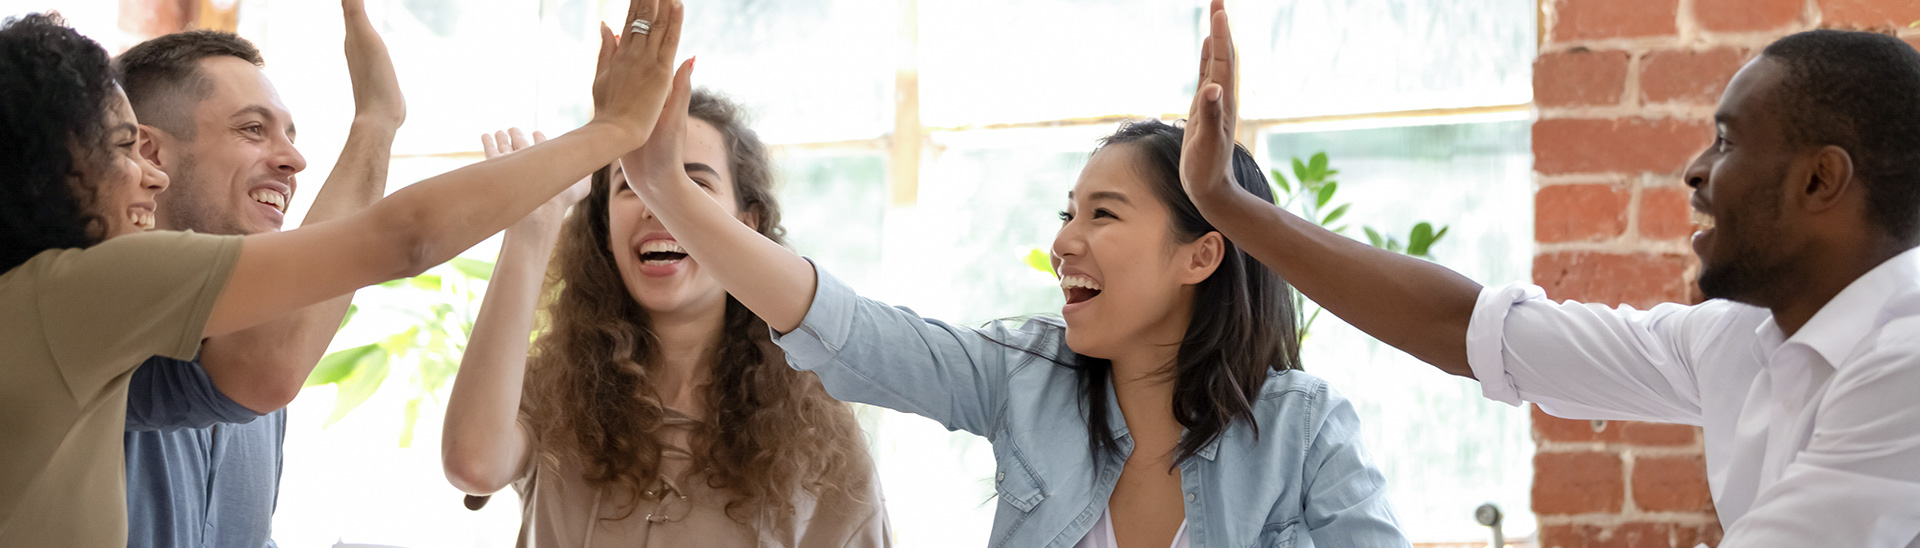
[1530,1,1919,546]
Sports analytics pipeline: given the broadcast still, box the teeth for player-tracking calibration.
[248,189,287,212]
[1692,210,1715,231]
[1059,274,1102,291]
[638,240,687,254]
[128,209,154,230]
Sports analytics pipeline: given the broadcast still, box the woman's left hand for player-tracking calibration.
[619,56,696,201]
[1179,0,1240,205]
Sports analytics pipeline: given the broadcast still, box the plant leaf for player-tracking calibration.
[1363,226,1385,248]
[1320,203,1351,227]
[1023,248,1056,276]
[449,257,496,282]
[1271,169,1291,195]
[408,274,444,292]
[1291,157,1309,184]
[324,348,390,426]
[397,397,422,448]
[1308,152,1329,179]
[338,304,358,333]
[307,343,379,387]
[1315,182,1339,209]
[1432,225,1450,244]
[1407,222,1436,257]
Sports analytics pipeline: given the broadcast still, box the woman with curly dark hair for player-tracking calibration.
[441,90,886,548]
[0,4,687,546]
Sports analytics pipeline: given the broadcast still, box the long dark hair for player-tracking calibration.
[0,13,119,271]
[1073,119,1302,465]
[521,90,866,522]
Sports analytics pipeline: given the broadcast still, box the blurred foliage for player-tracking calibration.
[307,257,493,447]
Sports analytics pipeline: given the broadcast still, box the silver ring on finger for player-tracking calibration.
[630,19,652,36]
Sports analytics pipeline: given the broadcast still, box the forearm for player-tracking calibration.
[1193,183,1482,376]
[302,119,398,224]
[641,178,816,332]
[441,225,551,494]
[196,296,352,413]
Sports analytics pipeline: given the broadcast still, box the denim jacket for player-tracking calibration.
[773,266,1409,548]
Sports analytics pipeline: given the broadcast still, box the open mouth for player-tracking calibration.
[1060,274,1103,305]
[249,188,288,213]
[127,207,154,231]
[637,239,689,265]
[1692,209,1716,233]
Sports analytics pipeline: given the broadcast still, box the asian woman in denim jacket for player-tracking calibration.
[619,4,1409,546]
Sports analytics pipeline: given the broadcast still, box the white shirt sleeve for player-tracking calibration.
[1464,283,1714,424]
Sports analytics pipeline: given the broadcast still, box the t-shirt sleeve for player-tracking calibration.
[35,231,243,402]
[124,355,263,432]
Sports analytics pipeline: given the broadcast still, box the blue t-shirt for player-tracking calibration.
[123,356,284,548]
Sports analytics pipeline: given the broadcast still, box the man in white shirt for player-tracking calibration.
[1179,27,1920,546]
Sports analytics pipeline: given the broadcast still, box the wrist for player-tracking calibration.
[349,113,405,135]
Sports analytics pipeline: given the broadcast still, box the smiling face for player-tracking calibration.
[1051,144,1220,360]
[1686,56,1806,304]
[607,119,753,318]
[87,87,171,239]
[149,55,304,236]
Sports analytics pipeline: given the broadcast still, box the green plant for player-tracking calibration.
[1021,151,1449,341]
[306,257,494,447]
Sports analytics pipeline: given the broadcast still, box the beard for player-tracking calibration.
[1695,182,1792,306]
[155,155,252,236]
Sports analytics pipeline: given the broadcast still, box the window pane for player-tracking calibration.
[918,0,1202,128]
[1237,0,1535,119]
[675,0,896,144]
[1264,117,1537,542]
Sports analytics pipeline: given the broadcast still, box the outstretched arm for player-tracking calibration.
[1178,0,1481,376]
[195,0,407,413]
[442,129,588,495]
[201,0,686,339]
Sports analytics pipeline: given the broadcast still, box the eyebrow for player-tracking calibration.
[685,162,720,177]
[111,123,139,140]
[1068,190,1131,205]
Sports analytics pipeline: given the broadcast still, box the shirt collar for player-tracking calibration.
[1774,246,1920,367]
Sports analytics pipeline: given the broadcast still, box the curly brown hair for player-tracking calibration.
[520,90,869,523]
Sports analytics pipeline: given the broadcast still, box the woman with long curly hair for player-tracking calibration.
[441,90,886,547]
[0,4,684,545]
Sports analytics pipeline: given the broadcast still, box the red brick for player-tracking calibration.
[1673,521,1726,547]
[1534,252,1695,308]
[1534,118,1713,175]
[1535,404,1625,443]
[1534,451,1626,515]
[1621,420,1700,445]
[1640,48,1753,105]
[1906,34,1920,52]
[1538,184,1632,243]
[1633,454,1716,512]
[1821,0,1918,29]
[1537,49,1633,107]
[1552,0,1681,42]
[1639,186,1697,241]
[1695,0,1804,32]
[1543,522,1725,548]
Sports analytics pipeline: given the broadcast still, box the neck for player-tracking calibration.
[1767,235,1912,335]
[1109,335,1185,464]
[647,299,728,412]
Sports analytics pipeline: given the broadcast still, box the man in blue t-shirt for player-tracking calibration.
[112,2,403,546]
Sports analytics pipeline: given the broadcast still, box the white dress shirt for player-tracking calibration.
[1466,247,1920,547]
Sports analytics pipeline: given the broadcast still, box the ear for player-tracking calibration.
[136,125,165,168]
[736,205,761,233]
[1799,144,1856,214]
[1177,231,1226,285]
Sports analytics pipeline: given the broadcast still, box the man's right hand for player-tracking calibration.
[590,0,686,150]
[342,0,405,128]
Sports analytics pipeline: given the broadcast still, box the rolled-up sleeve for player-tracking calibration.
[771,262,1056,437]
[124,356,262,432]
[1463,283,1712,424]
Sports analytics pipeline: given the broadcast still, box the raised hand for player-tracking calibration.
[591,0,687,148]
[619,53,695,199]
[1179,0,1240,203]
[342,0,405,127]
[481,128,589,232]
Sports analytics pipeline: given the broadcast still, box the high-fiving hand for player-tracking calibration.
[618,45,695,201]
[341,0,405,127]
[482,128,591,232]
[592,0,690,149]
[1179,0,1240,203]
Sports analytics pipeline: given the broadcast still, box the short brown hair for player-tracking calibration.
[113,30,263,139]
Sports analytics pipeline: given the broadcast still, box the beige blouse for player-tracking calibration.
[512,411,890,548]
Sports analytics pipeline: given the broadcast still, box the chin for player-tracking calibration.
[1061,328,1116,361]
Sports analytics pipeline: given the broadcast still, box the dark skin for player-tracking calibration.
[1181,47,1912,382]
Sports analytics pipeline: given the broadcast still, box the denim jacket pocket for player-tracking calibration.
[991,439,1047,512]
[1256,519,1301,548]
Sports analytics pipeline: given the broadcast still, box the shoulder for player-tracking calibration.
[1248,370,1350,440]
[979,315,1074,368]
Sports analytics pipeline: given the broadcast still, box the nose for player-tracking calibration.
[140,153,169,193]
[1050,219,1085,266]
[1682,147,1710,190]
[274,131,308,175]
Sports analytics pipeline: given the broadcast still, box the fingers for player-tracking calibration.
[532,131,548,145]
[596,22,615,78]
[626,0,659,41]
[508,127,531,151]
[480,132,500,159]
[654,0,683,64]
[1210,4,1237,119]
